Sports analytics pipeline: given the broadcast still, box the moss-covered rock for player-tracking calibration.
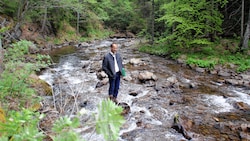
[29,74,52,96]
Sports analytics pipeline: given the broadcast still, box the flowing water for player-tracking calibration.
[39,39,250,141]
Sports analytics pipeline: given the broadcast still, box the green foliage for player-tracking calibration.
[220,54,250,72]
[158,0,226,47]
[186,57,217,69]
[139,43,171,56]
[0,109,45,141]
[0,40,51,108]
[52,116,81,141]
[0,0,18,17]
[96,99,125,141]
[5,40,30,61]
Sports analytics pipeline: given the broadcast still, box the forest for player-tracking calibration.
[0,0,250,140]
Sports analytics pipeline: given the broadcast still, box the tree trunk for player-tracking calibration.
[41,6,48,33]
[77,11,80,35]
[241,0,244,37]
[241,7,250,50]
[0,36,3,74]
[150,0,155,45]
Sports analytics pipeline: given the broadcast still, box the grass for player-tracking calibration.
[139,39,250,72]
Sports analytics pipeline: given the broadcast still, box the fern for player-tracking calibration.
[52,116,81,141]
[0,109,45,141]
[96,99,125,141]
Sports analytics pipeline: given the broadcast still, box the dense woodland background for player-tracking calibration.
[0,0,250,49]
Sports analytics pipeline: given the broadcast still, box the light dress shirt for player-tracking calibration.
[110,52,119,73]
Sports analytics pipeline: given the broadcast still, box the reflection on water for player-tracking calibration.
[49,46,77,63]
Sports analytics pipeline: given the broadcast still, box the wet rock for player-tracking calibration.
[240,132,250,141]
[89,61,100,72]
[129,58,142,65]
[95,78,109,88]
[243,80,250,87]
[123,75,133,81]
[241,123,250,132]
[118,102,130,116]
[177,58,185,64]
[77,42,92,48]
[29,74,52,96]
[209,69,218,75]
[213,117,220,122]
[241,74,250,80]
[79,101,88,107]
[138,71,158,81]
[171,114,192,140]
[129,90,140,96]
[195,67,206,73]
[218,70,231,77]
[234,102,250,111]
[166,76,178,84]
[96,71,107,79]
[225,79,243,86]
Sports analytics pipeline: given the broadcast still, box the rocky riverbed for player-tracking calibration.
[38,38,250,141]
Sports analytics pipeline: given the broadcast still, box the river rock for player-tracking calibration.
[239,132,250,141]
[171,114,192,140]
[234,102,250,111]
[225,79,243,86]
[95,78,109,88]
[138,71,157,81]
[241,74,250,80]
[129,90,141,96]
[241,123,250,132]
[129,58,142,65]
[209,69,218,75]
[77,42,92,48]
[118,102,130,116]
[123,75,133,81]
[218,70,231,77]
[96,71,108,79]
[243,80,250,87]
[195,67,206,73]
[166,76,178,84]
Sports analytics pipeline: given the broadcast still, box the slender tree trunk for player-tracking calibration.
[241,7,250,50]
[241,0,244,37]
[151,0,155,45]
[41,6,48,33]
[0,36,3,74]
[77,11,80,35]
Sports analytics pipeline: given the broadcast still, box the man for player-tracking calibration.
[102,43,124,104]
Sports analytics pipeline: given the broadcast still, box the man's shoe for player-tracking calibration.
[113,98,118,104]
[109,95,114,101]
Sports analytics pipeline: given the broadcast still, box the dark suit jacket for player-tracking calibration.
[102,52,123,79]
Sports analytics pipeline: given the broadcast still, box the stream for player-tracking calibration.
[39,39,250,141]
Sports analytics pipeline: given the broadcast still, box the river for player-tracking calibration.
[39,39,250,141]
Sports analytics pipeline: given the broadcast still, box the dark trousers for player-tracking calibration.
[109,72,121,98]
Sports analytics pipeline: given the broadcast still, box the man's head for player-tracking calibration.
[110,43,118,54]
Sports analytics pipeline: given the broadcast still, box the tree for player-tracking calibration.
[158,0,227,48]
[0,35,3,74]
[241,0,244,37]
[240,7,250,50]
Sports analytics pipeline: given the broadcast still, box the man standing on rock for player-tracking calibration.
[102,43,124,104]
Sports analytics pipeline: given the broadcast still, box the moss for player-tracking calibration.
[30,103,42,111]
[28,74,52,96]
[0,107,6,123]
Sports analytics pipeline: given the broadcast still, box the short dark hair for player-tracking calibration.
[110,43,116,48]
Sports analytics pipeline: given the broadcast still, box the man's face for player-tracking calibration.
[111,44,118,53]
